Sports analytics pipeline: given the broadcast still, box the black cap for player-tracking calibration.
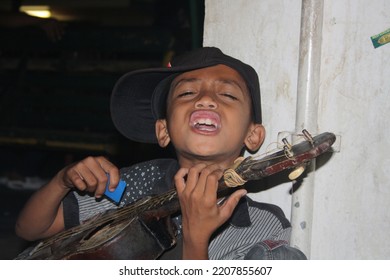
[110,47,262,143]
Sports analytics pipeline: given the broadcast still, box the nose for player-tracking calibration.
[195,92,217,109]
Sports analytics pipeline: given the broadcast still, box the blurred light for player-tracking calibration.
[20,6,51,18]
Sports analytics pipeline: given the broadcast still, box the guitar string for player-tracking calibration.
[223,135,308,187]
[34,157,291,252]
[38,151,290,250]
[33,189,179,252]
[250,135,306,161]
[33,133,334,258]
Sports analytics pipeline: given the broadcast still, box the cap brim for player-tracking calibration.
[111,69,171,143]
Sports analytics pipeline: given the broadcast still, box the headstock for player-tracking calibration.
[223,130,336,187]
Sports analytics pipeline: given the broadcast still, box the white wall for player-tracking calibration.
[204,0,390,259]
[312,0,390,259]
[204,0,302,218]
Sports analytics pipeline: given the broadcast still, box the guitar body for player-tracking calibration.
[62,215,174,260]
[20,197,180,260]
[17,130,336,260]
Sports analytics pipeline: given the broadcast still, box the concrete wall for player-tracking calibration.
[204,0,390,259]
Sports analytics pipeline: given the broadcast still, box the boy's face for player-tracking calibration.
[156,64,263,167]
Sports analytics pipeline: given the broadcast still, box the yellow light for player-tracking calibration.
[20,6,51,19]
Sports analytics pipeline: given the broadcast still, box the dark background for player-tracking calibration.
[0,0,204,259]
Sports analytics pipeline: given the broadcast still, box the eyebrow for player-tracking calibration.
[218,78,247,94]
[172,77,247,94]
[171,77,199,89]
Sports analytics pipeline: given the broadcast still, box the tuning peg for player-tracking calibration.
[288,164,306,180]
[302,129,314,144]
[282,138,294,158]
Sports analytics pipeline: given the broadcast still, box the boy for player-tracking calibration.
[15,47,306,260]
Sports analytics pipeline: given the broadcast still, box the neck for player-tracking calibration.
[176,152,241,170]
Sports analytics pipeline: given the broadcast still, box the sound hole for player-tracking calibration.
[78,218,133,250]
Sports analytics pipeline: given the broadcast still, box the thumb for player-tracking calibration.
[219,189,247,220]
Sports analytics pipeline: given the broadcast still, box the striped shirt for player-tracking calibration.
[63,159,292,260]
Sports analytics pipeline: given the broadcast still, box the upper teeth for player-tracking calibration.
[196,118,214,125]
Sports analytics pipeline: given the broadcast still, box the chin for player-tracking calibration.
[192,142,219,153]
[193,147,230,161]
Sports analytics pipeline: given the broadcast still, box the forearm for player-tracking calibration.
[15,171,70,241]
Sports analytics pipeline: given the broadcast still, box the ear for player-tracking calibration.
[244,123,265,153]
[155,119,171,148]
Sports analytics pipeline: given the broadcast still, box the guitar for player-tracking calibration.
[17,130,336,260]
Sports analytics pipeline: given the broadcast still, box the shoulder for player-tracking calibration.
[208,196,292,259]
[119,158,179,206]
[246,196,291,229]
[120,158,178,178]
[120,158,179,190]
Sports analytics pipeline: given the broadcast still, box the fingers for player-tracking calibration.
[174,163,223,199]
[218,188,247,220]
[174,167,189,194]
[79,157,107,197]
[98,158,120,192]
[63,156,119,198]
[174,163,226,219]
[174,163,246,209]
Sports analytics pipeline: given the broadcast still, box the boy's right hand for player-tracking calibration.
[174,163,247,259]
[58,156,120,199]
[15,156,120,241]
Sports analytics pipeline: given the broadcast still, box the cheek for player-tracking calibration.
[227,111,253,140]
[167,105,182,125]
[231,107,252,127]
[166,107,186,135]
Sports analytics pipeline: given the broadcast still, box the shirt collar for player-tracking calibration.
[229,196,252,227]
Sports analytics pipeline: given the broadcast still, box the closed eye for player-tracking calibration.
[221,93,238,100]
[177,91,195,98]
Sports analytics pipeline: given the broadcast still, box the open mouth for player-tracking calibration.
[190,110,221,132]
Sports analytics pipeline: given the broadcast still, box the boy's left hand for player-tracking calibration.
[174,163,247,259]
